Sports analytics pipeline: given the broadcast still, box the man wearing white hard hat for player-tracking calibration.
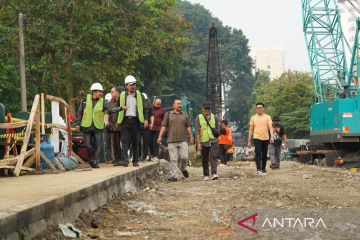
[75,83,126,168]
[117,75,150,167]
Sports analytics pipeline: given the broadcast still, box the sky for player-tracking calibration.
[187,0,310,72]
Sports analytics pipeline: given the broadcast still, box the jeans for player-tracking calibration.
[253,139,269,171]
[269,143,281,168]
[168,142,188,178]
[149,130,160,157]
[201,142,219,176]
[84,131,103,166]
[121,118,140,164]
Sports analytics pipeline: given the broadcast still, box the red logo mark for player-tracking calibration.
[237,213,258,234]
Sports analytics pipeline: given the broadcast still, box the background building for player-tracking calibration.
[338,0,359,62]
[251,46,285,80]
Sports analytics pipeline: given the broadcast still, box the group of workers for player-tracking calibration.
[74,76,285,179]
[73,75,234,181]
[74,75,164,168]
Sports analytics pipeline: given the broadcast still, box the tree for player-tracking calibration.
[253,71,313,138]
[0,0,189,111]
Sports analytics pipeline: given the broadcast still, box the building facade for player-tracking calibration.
[251,46,285,80]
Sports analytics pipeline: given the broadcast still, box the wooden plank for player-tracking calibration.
[0,148,35,166]
[41,93,45,134]
[35,110,41,170]
[0,121,28,129]
[0,166,35,171]
[14,94,39,176]
[53,157,66,171]
[45,123,67,131]
[45,95,68,107]
[40,151,57,171]
[23,154,36,168]
[72,151,87,165]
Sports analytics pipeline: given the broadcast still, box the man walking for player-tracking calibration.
[75,83,125,168]
[105,87,123,166]
[218,120,233,166]
[149,98,166,160]
[195,102,219,181]
[248,103,274,175]
[157,99,193,181]
[117,75,149,167]
[269,116,287,170]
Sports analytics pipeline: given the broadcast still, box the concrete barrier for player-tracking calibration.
[0,162,159,239]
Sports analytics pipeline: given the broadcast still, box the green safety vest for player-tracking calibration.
[117,90,145,124]
[80,94,105,129]
[199,113,215,143]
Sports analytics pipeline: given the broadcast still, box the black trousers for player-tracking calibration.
[110,131,121,163]
[201,142,219,176]
[84,130,102,166]
[218,144,230,165]
[138,128,150,160]
[104,130,113,162]
[253,139,269,171]
[121,118,140,164]
[149,130,160,157]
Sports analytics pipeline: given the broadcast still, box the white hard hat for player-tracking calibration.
[124,75,137,85]
[142,92,148,100]
[105,93,112,102]
[90,83,103,91]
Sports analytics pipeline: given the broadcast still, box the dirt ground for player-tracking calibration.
[36,159,360,240]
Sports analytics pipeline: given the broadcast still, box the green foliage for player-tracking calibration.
[0,0,188,111]
[0,0,254,126]
[173,1,254,120]
[253,71,313,138]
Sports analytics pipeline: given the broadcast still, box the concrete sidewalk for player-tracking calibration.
[0,162,159,239]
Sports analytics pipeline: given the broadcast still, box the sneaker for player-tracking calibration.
[182,169,189,178]
[261,169,267,175]
[204,176,210,181]
[168,177,177,182]
[211,174,219,180]
[257,170,262,175]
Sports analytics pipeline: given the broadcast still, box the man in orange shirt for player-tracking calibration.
[248,103,274,175]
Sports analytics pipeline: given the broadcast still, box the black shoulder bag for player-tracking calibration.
[202,114,220,138]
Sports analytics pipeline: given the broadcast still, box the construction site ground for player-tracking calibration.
[37,159,360,240]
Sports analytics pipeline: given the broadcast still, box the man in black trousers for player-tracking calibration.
[117,75,149,167]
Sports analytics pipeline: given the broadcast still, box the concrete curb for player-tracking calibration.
[0,163,159,239]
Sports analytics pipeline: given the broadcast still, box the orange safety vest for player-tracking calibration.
[219,127,233,145]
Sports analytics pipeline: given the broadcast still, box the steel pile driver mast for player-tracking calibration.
[206,22,223,120]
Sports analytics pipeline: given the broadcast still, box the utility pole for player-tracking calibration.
[19,13,27,112]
